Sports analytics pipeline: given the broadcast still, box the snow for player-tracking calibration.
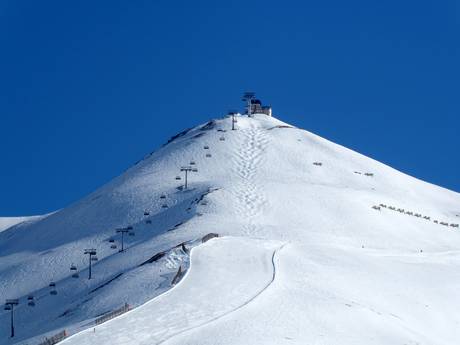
[61,237,282,345]
[0,215,45,232]
[1,113,459,344]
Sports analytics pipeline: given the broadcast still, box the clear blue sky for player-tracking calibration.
[0,0,458,216]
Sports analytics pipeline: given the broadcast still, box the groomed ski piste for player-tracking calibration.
[1,113,460,345]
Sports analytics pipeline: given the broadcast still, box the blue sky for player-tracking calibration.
[0,0,459,216]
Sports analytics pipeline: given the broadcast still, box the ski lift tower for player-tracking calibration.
[242,92,255,117]
[229,109,238,130]
[4,299,19,337]
[180,166,198,189]
[116,227,130,252]
[84,249,97,280]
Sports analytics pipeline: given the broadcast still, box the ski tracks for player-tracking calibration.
[158,243,286,345]
[231,127,270,237]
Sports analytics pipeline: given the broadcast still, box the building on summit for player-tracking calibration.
[242,92,272,117]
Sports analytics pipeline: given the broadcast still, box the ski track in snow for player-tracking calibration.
[232,126,270,238]
[58,237,283,345]
[158,243,286,345]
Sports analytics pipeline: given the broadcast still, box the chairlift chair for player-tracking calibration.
[128,232,135,237]
[70,264,77,271]
[146,220,152,224]
[162,204,169,209]
[175,176,182,180]
[192,168,198,172]
[72,272,79,279]
[91,256,98,261]
[206,153,212,158]
[160,194,166,199]
[110,244,117,249]
[4,305,11,311]
[190,161,196,165]
[204,145,209,149]
[28,296,35,307]
[109,238,115,243]
[219,136,225,141]
[144,211,150,216]
[127,226,133,230]
[49,283,57,295]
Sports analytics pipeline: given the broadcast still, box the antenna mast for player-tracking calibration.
[242,92,255,117]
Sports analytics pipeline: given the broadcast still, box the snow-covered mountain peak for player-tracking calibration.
[1,112,459,345]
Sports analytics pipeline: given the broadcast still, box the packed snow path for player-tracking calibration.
[61,237,283,345]
[232,126,270,237]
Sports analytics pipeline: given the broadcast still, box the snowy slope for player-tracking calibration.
[0,215,45,232]
[1,113,460,345]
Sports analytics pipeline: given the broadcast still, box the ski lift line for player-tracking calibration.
[0,285,53,316]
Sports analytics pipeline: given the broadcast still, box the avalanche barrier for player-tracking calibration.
[38,330,67,345]
[95,303,131,325]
